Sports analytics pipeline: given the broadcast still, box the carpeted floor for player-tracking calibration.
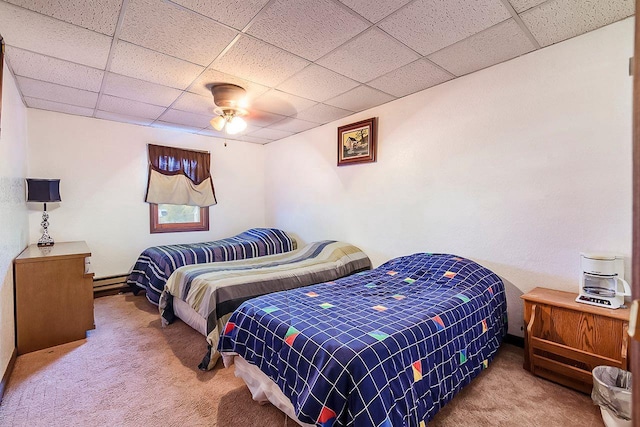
[0,294,603,426]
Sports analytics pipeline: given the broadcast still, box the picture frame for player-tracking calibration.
[337,117,377,166]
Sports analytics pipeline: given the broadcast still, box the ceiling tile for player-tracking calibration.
[197,127,228,138]
[245,110,287,127]
[110,41,205,90]
[158,109,212,128]
[252,90,316,117]
[17,76,98,108]
[119,0,237,66]
[247,127,294,140]
[0,2,112,69]
[24,97,94,117]
[173,92,215,116]
[276,64,359,102]
[211,36,310,87]
[95,110,155,126]
[246,0,370,61]
[102,73,182,107]
[236,123,264,135]
[152,121,204,133]
[378,0,511,56]
[4,0,123,35]
[316,28,419,83]
[5,46,104,92]
[429,19,536,76]
[237,135,272,144]
[188,68,269,102]
[1,0,629,138]
[325,85,394,112]
[98,95,166,120]
[269,117,318,133]
[171,0,270,30]
[294,103,353,123]
[368,59,453,97]
[507,0,546,13]
[521,0,634,47]
[338,0,413,23]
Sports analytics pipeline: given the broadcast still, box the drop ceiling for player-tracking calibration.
[0,0,634,144]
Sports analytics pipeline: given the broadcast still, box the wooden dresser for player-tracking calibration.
[14,241,94,354]
[521,287,630,393]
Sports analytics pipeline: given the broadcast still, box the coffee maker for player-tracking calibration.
[576,253,631,309]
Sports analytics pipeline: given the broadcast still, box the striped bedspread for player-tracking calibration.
[159,240,371,370]
[127,228,297,305]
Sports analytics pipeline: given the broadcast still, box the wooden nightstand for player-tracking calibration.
[521,287,630,394]
[14,241,95,354]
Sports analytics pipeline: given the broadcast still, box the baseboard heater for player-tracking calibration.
[93,274,130,297]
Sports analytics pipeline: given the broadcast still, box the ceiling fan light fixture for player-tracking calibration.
[210,115,226,131]
[210,84,247,109]
[225,116,247,135]
[210,83,250,135]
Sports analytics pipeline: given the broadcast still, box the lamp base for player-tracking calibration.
[38,210,54,247]
[37,234,54,247]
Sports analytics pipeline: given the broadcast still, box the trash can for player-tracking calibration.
[592,366,632,427]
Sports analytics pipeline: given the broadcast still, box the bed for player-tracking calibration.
[127,228,297,305]
[218,253,507,427]
[159,240,372,370]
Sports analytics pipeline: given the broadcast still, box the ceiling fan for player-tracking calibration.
[209,83,249,135]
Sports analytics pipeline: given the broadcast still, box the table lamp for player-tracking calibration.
[26,178,61,247]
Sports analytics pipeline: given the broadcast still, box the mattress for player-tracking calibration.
[173,296,206,336]
[160,240,372,370]
[226,354,314,427]
[127,228,297,305]
[218,253,507,426]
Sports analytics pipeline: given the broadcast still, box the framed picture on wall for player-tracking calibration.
[337,117,377,166]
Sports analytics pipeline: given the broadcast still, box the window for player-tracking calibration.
[158,204,200,224]
[150,204,209,233]
[145,144,216,234]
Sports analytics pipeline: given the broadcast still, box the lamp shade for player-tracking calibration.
[226,116,247,134]
[26,179,61,202]
[210,115,226,131]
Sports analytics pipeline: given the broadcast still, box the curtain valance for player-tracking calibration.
[144,144,217,207]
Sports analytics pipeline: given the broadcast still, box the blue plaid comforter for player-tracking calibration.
[127,228,297,305]
[219,253,507,427]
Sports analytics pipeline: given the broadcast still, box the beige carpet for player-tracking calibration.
[0,294,603,426]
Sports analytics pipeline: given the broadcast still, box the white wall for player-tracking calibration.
[0,62,29,376]
[27,112,266,278]
[264,19,634,336]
